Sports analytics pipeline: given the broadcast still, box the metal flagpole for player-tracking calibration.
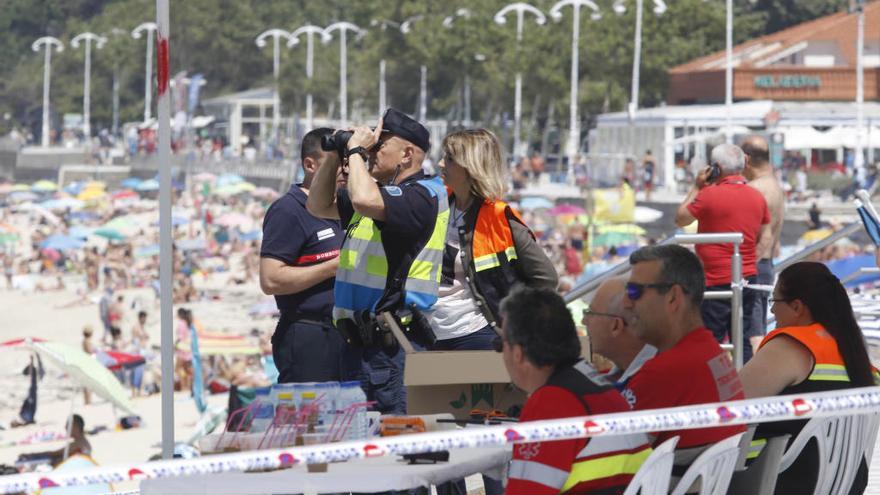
[32,37,64,148]
[132,22,158,123]
[155,0,174,460]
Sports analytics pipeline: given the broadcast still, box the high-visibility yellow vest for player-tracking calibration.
[333,177,449,322]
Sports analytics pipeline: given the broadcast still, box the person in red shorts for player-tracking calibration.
[496,286,652,495]
[621,244,746,472]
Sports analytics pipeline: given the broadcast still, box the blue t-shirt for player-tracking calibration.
[337,172,438,314]
[260,184,343,315]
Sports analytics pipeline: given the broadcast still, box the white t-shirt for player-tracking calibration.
[425,204,489,340]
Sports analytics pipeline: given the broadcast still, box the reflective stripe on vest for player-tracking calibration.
[746,438,767,460]
[562,445,652,493]
[759,323,868,384]
[471,200,521,273]
[508,459,569,491]
[333,177,449,321]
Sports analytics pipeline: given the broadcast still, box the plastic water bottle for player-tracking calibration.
[250,389,275,433]
[338,381,369,440]
[314,381,340,427]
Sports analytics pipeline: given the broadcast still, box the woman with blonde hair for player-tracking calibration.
[426,128,557,351]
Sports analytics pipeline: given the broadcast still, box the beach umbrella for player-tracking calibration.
[84,180,106,190]
[250,187,278,200]
[39,234,84,251]
[93,228,126,241]
[67,226,93,240]
[520,197,554,210]
[595,223,646,236]
[134,244,161,258]
[216,212,251,228]
[111,189,139,200]
[176,238,207,251]
[11,184,30,192]
[77,188,106,201]
[8,191,38,202]
[120,177,143,189]
[136,178,160,192]
[31,180,58,192]
[238,229,262,241]
[216,173,244,187]
[64,182,85,196]
[95,350,146,372]
[236,181,256,192]
[2,339,135,414]
[193,172,216,183]
[799,228,833,244]
[0,183,13,194]
[40,197,85,211]
[592,231,640,248]
[549,204,586,216]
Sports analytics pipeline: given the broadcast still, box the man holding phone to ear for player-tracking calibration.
[675,143,770,362]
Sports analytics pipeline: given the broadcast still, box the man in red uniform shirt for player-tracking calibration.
[675,143,770,362]
[622,244,745,471]
[496,287,651,495]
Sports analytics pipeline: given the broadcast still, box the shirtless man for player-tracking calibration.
[742,135,785,351]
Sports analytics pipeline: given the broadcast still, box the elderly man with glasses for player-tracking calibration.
[620,244,746,473]
[582,277,656,400]
[495,286,652,495]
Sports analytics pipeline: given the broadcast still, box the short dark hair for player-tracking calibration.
[301,127,334,164]
[741,137,770,166]
[138,311,147,319]
[499,287,581,367]
[629,244,705,306]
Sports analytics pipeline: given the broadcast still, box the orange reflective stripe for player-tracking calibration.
[472,200,516,259]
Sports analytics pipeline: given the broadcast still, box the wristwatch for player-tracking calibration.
[346,146,369,162]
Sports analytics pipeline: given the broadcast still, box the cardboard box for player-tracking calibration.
[402,334,592,419]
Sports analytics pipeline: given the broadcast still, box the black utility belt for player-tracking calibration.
[279,311,333,326]
[335,307,437,349]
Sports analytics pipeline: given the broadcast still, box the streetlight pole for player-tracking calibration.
[495,3,546,161]
[256,29,292,144]
[443,9,475,127]
[288,25,331,131]
[323,22,365,127]
[32,37,64,148]
[854,0,866,184]
[106,27,127,138]
[550,0,601,174]
[613,0,666,120]
[71,32,107,141]
[401,16,428,122]
[724,0,733,143]
[370,19,401,116]
[132,22,158,123]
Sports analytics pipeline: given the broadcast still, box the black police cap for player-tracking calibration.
[381,108,430,152]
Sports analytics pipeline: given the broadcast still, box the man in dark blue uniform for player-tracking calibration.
[307,109,444,414]
[260,128,358,383]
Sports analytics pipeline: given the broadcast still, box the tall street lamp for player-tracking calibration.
[612,0,666,120]
[71,32,107,141]
[550,0,602,172]
[495,3,546,161]
[32,36,64,148]
[105,27,128,137]
[132,22,158,123]
[256,29,292,142]
[443,9,475,126]
[854,0,866,184]
[323,22,365,127]
[401,16,429,122]
[368,19,401,117]
[288,25,331,131]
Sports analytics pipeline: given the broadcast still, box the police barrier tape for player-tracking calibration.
[2,386,879,493]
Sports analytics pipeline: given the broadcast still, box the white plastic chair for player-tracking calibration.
[778,412,880,495]
[622,436,679,495]
[670,432,744,495]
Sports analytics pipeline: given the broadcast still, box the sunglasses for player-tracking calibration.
[625,282,676,301]
[582,308,622,320]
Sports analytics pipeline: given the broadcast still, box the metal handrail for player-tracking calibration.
[773,223,862,274]
[563,231,745,368]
